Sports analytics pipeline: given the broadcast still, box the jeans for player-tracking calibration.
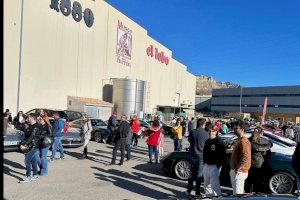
[148,145,158,162]
[230,169,248,195]
[244,167,262,193]
[51,137,64,159]
[187,154,204,195]
[203,164,222,197]
[174,139,182,151]
[40,146,50,174]
[126,144,131,160]
[25,148,39,177]
[112,138,126,164]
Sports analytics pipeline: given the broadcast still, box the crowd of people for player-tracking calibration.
[3,108,300,197]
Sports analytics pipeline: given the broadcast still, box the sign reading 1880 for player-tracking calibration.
[50,0,94,28]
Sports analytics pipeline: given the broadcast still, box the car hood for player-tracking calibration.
[63,128,82,138]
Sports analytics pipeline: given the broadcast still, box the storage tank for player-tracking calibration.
[112,78,145,117]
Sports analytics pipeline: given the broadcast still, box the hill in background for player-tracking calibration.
[196,75,242,95]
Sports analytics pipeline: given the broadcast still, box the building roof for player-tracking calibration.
[68,96,114,107]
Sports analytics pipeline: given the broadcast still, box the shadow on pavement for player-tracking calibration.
[92,167,185,199]
[3,165,24,181]
[4,157,25,170]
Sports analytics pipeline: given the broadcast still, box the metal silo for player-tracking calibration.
[112,78,145,117]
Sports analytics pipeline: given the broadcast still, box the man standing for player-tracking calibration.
[110,115,130,166]
[108,112,117,135]
[203,124,227,198]
[230,120,251,195]
[19,113,41,183]
[50,112,65,161]
[188,117,197,132]
[292,143,300,196]
[186,118,209,197]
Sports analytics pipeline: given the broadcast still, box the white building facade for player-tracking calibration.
[4,0,196,117]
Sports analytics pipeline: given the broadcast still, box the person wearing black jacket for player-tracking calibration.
[19,113,41,183]
[12,111,26,131]
[203,124,226,198]
[245,127,272,193]
[109,115,130,166]
[37,116,52,175]
[292,143,300,196]
[107,112,117,134]
[186,118,210,197]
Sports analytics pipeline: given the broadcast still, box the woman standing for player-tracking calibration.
[172,120,183,151]
[38,116,52,175]
[13,111,26,131]
[130,115,140,147]
[146,119,161,164]
[81,114,92,159]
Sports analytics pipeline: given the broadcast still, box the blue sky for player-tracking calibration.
[106,0,300,87]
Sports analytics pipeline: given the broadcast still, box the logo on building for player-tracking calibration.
[146,45,169,65]
[116,21,132,67]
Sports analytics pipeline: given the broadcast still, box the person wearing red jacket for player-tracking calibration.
[146,119,161,164]
[130,115,140,147]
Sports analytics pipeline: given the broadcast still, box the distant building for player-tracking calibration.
[211,85,300,123]
[195,95,212,112]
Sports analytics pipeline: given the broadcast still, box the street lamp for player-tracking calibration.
[239,86,243,114]
[16,0,25,112]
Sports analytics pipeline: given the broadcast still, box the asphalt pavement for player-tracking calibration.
[3,137,298,200]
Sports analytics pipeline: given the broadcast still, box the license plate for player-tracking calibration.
[4,141,18,146]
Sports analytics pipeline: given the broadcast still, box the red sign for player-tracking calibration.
[146,45,169,65]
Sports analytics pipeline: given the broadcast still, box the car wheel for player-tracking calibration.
[269,172,295,194]
[173,159,191,180]
[93,131,102,143]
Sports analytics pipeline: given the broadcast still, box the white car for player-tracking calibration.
[221,131,295,155]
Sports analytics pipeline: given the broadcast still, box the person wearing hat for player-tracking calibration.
[244,127,272,193]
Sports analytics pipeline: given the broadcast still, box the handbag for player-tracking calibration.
[41,136,52,147]
[20,144,30,153]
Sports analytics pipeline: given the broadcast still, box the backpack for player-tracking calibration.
[62,121,69,135]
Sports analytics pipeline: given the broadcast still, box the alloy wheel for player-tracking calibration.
[269,173,294,194]
[174,160,191,180]
[93,132,102,143]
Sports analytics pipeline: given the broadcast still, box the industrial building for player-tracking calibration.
[211,86,300,123]
[4,0,196,120]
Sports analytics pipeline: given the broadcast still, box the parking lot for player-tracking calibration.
[3,137,220,200]
[4,136,298,200]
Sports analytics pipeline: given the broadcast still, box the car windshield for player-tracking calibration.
[91,119,107,126]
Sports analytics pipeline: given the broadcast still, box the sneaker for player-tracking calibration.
[19,176,32,183]
[31,175,38,181]
[117,162,123,166]
[106,163,116,166]
[59,157,65,160]
[148,161,152,164]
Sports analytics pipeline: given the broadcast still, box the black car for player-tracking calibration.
[147,120,173,135]
[4,127,25,152]
[161,137,298,194]
[70,118,110,143]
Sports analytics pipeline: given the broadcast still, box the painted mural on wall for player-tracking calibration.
[116,20,132,67]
